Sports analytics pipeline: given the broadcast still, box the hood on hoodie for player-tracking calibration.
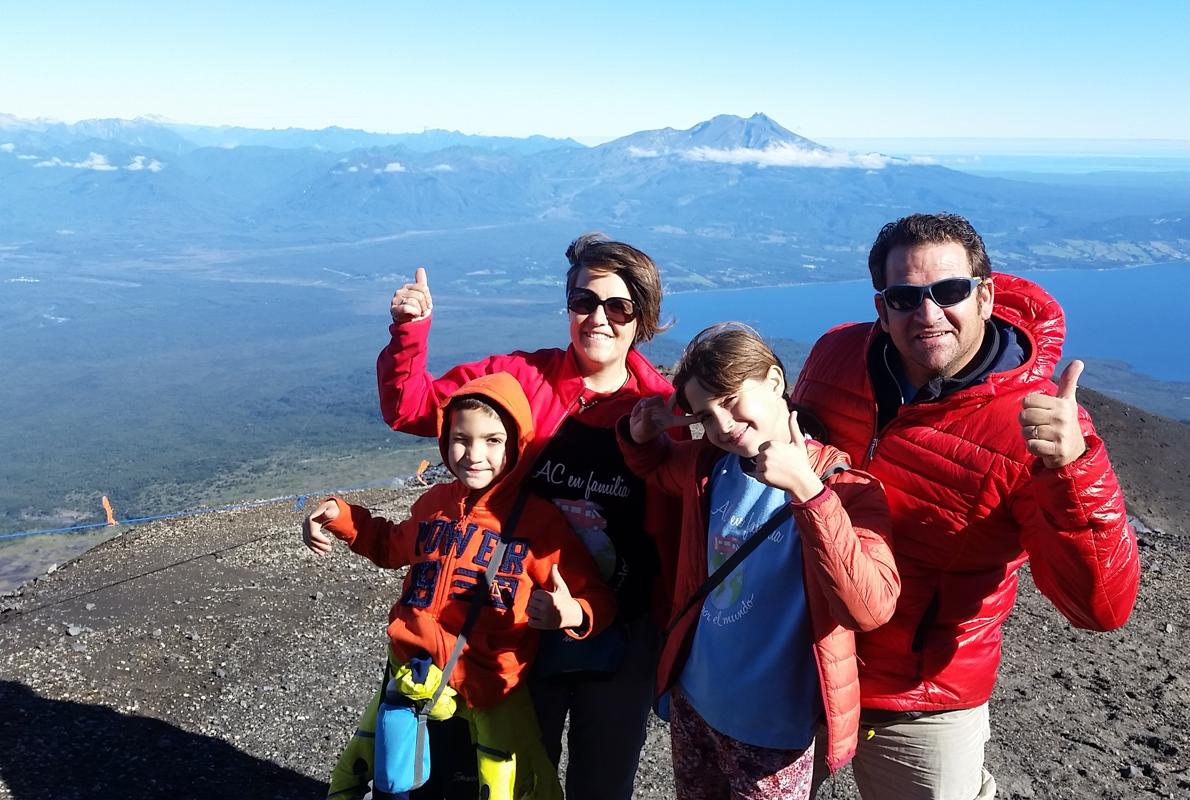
[435,372,536,499]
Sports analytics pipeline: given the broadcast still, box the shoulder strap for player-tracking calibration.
[665,462,849,635]
[410,490,530,787]
[429,489,529,702]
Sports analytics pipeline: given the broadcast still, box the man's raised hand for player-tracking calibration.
[390,266,434,324]
[1020,359,1088,469]
[628,394,697,444]
[302,499,340,556]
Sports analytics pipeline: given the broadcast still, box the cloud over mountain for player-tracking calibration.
[35,152,117,171]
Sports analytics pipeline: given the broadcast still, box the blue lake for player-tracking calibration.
[663,261,1190,384]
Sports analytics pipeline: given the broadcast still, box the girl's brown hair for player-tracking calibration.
[672,322,786,412]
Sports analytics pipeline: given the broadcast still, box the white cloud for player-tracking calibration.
[683,143,906,169]
[346,165,359,173]
[35,152,118,171]
[0,143,13,152]
[126,155,164,172]
[383,162,406,173]
[428,163,452,172]
[17,154,38,160]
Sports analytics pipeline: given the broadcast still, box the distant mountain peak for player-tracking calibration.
[605,113,827,155]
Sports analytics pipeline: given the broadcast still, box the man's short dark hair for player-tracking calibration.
[867,213,992,290]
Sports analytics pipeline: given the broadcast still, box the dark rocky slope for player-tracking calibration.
[1,388,1186,799]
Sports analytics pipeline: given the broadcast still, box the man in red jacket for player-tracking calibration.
[796,213,1140,800]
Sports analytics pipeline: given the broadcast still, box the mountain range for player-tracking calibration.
[3,111,1189,290]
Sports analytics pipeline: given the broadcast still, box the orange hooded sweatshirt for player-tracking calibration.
[324,372,617,709]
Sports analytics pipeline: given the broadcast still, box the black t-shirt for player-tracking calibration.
[524,414,655,622]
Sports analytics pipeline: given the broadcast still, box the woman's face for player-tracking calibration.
[568,266,639,379]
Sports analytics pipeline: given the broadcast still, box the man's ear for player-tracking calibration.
[978,277,995,321]
[875,293,890,332]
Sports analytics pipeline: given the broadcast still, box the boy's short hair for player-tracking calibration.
[672,322,786,413]
[564,232,670,344]
[444,394,519,468]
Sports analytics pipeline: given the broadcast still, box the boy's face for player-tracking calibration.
[446,407,511,492]
[682,366,788,458]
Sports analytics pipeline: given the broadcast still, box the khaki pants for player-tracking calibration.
[813,704,996,800]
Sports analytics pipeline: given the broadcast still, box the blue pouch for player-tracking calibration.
[374,694,430,793]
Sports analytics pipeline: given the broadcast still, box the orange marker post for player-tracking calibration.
[101,495,117,526]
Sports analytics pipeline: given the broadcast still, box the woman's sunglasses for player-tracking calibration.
[880,277,984,312]
[567,288,638,324]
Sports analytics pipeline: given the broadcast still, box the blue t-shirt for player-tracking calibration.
[678,453,821,749]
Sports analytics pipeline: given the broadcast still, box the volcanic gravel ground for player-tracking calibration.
[1,390,1187,799]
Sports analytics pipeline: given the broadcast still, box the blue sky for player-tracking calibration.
[2,1,1188,142]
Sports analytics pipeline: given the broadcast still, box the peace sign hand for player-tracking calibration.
[390,267,434,324]
[629,395,697,444]
[751,409,824,502]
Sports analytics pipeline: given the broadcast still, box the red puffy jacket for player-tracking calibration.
[792,273,1139,711]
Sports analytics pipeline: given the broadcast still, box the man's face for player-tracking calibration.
[875,241,994,388]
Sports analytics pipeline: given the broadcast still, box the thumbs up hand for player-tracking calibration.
[527,564,585,630]
[1019,359,1088,469]
[752,408,825,502]
[390,266,434,324]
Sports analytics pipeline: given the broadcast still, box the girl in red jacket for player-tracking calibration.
[618,324,899,800]
[304,373,615,800]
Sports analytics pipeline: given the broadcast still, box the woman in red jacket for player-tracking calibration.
[377,233,681,800]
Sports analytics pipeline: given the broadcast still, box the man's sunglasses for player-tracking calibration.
[566,288,638,324]
[880,277,985,312]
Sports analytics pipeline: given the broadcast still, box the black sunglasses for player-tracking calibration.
[880,277,984,312]
[567,288,638,324]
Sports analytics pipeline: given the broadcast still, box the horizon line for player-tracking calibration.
[3,110,1190,148]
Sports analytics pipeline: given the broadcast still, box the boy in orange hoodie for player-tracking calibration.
[304,373,616,800]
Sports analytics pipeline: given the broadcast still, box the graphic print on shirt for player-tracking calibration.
[526,415,653,619]
[708,499,785,612]
[399,516,529,612]
[704,456,789,623]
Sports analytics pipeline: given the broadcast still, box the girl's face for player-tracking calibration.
[568,266,638,379]
[681,365,789,458]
